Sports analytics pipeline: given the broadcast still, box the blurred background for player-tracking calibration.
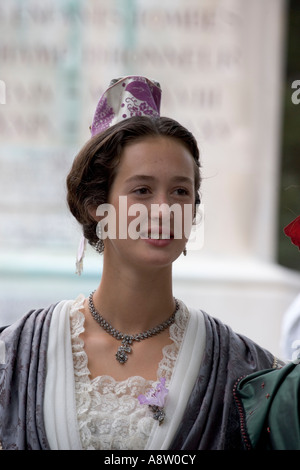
[0,0,299,357]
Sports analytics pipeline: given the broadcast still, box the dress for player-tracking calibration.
[69,296,191,450]
[235,360,300,450]
[0,295,278,450]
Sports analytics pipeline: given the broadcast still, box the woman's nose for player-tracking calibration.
[149,194,175,228]
[152,191,171,207]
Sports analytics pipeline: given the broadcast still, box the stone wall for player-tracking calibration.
[0,0,299,356]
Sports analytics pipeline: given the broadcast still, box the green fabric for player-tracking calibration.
[236,362,300,449]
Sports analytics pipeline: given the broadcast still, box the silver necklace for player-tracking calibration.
[88,292,180,364]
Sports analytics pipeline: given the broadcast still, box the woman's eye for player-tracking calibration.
[174,188,189,196]
[134,187,150,195]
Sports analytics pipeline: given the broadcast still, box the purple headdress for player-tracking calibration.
[90,76,162,137]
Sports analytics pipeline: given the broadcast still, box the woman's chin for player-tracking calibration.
[135,239,184,267]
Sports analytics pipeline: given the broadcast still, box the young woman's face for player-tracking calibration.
[102,135,196,269]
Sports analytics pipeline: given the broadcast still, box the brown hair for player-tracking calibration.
[66,116,201,246]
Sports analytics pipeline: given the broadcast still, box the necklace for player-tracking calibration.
[88,292,180,364]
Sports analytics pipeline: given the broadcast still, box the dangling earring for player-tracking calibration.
[183,246,187,256]
[95,224,105,254]
[95,239,104,254]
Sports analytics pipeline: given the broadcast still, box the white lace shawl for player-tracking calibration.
[43,295,206,450]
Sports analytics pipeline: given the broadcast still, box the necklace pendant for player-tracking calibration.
[116,343,132,364]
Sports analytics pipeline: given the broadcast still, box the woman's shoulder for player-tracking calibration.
[0,296,85,347]
[0,295,85,333]
[186,304,280,371]
[0,296,86,373]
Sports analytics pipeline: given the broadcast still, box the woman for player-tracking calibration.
[0,76,279,450]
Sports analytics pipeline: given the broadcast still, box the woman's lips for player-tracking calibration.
[140,228,174,247]
[142,237,174,247]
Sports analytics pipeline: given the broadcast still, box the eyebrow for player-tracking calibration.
[125,175,194,185]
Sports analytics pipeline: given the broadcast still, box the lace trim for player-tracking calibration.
[69,294,189,450]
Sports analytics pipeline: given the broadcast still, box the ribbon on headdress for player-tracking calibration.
[76,235,87,276]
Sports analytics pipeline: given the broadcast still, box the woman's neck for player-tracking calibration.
[91,258,175,334]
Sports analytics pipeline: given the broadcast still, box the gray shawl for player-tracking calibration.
[0,305,55,450]
[0,304,275,450]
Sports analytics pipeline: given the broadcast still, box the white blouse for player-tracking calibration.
[69,295,189,450]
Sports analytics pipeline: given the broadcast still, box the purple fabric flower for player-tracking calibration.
[138,378,169,408]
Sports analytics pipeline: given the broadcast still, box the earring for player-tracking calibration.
[95,224,105,254]
[95,239,104,254]
[183,247,187,256]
